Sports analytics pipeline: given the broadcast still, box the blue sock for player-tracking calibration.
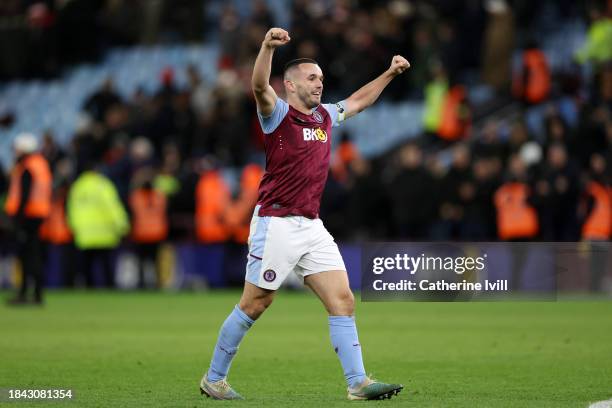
[207,305,255,382]
[329,316,367,388]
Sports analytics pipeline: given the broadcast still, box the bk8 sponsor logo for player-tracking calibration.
[303,128,328,143]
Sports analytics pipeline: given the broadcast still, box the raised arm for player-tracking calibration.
[252,28,291,116]
[343,55,410,120]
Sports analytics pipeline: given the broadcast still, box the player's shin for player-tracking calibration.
[329,316,367,388]
[207,305,255,382]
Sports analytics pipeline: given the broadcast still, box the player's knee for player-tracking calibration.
[342,290,355,315]
[329,290,354,316]
[240,295,274,320]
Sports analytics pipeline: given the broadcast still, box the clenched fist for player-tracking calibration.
[388,55,411,76]
[263,28,290,49]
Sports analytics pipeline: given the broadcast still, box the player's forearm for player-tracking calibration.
[347,70,396,113]
[252,44,275,93]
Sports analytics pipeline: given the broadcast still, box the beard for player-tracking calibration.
[297,87,320,109]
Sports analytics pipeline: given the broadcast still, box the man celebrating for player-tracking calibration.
[200,28,410,401]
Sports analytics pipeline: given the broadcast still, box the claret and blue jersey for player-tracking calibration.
[256,98,346,219]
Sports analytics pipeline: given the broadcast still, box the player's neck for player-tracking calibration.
[287,96,316,115]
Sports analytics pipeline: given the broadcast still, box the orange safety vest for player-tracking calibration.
[39,194,72,244]
[5,153,52,218]
[513,49,551,104]
[129,188,168,243]
[225,164,264,244]
[494,182,539,240]
[582,181,611,240]
[438,85,470,141]
[195,170,231,243]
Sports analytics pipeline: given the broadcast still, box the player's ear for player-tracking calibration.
[284,79,296,93]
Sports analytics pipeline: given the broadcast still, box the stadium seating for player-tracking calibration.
[0,44,425,167]
[0,45,220,165]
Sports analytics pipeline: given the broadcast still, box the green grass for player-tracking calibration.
[1,291,611,407]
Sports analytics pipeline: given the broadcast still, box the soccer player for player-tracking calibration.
[200,27,410,401]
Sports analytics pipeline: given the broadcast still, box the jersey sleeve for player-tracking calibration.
[322,101,347,127]
[257,98,289,134]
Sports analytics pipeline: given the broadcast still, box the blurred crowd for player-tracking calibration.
[0,0,206,78]
[1,0,611,299]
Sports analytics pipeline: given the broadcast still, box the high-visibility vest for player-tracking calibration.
[225,164,264,243]
[582,181,611,240]
[129,188,168,243]
[494,182,539,240]
[438,85,470,141]
[513,49,551,104]
[39,194,72,244]
[195,170,231,243]
[5,153,52,219]
[67,171,130,249]
[575,18,612,64]
[423,79,448,133]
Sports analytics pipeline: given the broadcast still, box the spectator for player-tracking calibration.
[347,157,390,239]
[39,180,76,287]
[187,65,214,119]
[5,133,51,305]
[388,143,435,239]
[84,77,122,123]
[225,164,264,244]
[67,157,129,288]
[481,0,515,92]
[508,120,531,154]
[422,63,449,137]
[459,157,500,240]
[437,85,471,143]
[494,154,539,242]
[434,144,473,239]
[536,143,580,240]
[494,154,539,289]
[512,41,551,105]
[217,5,242,67]
[580,153,610,241]
[251,0,275,29]
[575,5,612,65]
[40,130,66,170]
[544,111,570,148]
[331,133,360,184]
[129,176,168,289]
[194,157,231,244]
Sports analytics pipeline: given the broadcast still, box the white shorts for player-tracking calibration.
[245,205,346,290]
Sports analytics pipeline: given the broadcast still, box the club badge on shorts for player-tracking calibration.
[263,269,277,282]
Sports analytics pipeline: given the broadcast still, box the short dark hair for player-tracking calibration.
[283,58,319,75]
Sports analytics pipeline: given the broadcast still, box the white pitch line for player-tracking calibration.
[589,400,612,408]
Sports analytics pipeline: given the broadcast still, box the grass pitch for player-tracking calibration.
[1,290,611,407]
